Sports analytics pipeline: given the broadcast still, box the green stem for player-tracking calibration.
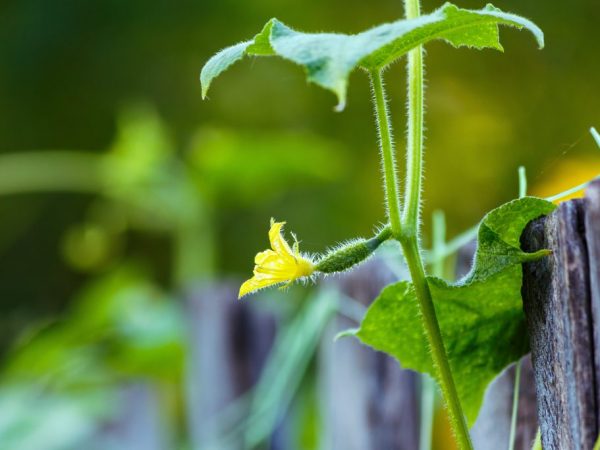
[518,166,527,199]
[508,359,522,450]
[399,0,473,448]
[400,238,473,450]
[401,26,424,231]
[419,210,446,450]
[419,375,436,450]
[370,70,402,238]
[591,127,600,148]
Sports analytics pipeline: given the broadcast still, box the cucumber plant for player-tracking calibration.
[201,2,553,448]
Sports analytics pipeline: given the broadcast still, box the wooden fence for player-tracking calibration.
[521,179,600,450]
[184,179,600,450]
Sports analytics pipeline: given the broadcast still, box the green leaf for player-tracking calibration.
[350,197,555,425]
[200,41,253,99]
[200,3,543,109]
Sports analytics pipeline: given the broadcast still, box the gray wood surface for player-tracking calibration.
[585,179,600,432]
[185,281,277,450]
[180,181,600,450]
[319,259,420,450]
[521,194,597,450]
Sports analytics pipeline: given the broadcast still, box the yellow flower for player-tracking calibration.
[239,219,315,298]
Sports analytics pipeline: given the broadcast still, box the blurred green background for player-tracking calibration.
[0,0,598,448]
[1,0,599,325]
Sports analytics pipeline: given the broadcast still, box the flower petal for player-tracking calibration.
[239,276,281,298]
[268,220,294,256]
[239,219,315,298]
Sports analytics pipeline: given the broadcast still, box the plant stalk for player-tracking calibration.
[370,70,403,238]
[400,0,473,448]
[400,238,473,450]
[419,210,447,450]
[401,26,424,232]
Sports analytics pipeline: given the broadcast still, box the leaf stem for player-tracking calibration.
[401,9,424,235]
[518,166,527,199]
[370,69,402,238]
[399,0,473,448]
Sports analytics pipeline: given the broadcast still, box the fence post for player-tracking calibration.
[521,179,600,450]
[319,259,420,450]
[184,281,277,450]
[585,179,600,431]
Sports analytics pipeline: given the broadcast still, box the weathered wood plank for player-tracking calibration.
[319,259,420,450]
[521,198,597,450]
[585,179,600,433]
[184,282,277,450]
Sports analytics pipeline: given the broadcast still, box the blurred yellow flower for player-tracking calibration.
[532,157,600,203]
[239,219,315,298]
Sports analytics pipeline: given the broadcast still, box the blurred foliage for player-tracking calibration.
[0,386,116,450]
[0,267,182,449]
[189,127,346,206]
[0,101,349,448]
[0,0,598,319]
[3,267,184,384]
[0,0,597,449]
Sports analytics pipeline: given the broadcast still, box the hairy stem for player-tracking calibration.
[400,238,473,450]
[400,0,473,448]
[370,69,402,237]
[401,23,424,232]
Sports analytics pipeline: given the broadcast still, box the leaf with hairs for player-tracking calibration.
[200,3,543,109]
[347,197,555,425]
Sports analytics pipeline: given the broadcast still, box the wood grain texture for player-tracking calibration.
[319,259,419,450]
[521,198,597,450]
[585,179,600,432]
